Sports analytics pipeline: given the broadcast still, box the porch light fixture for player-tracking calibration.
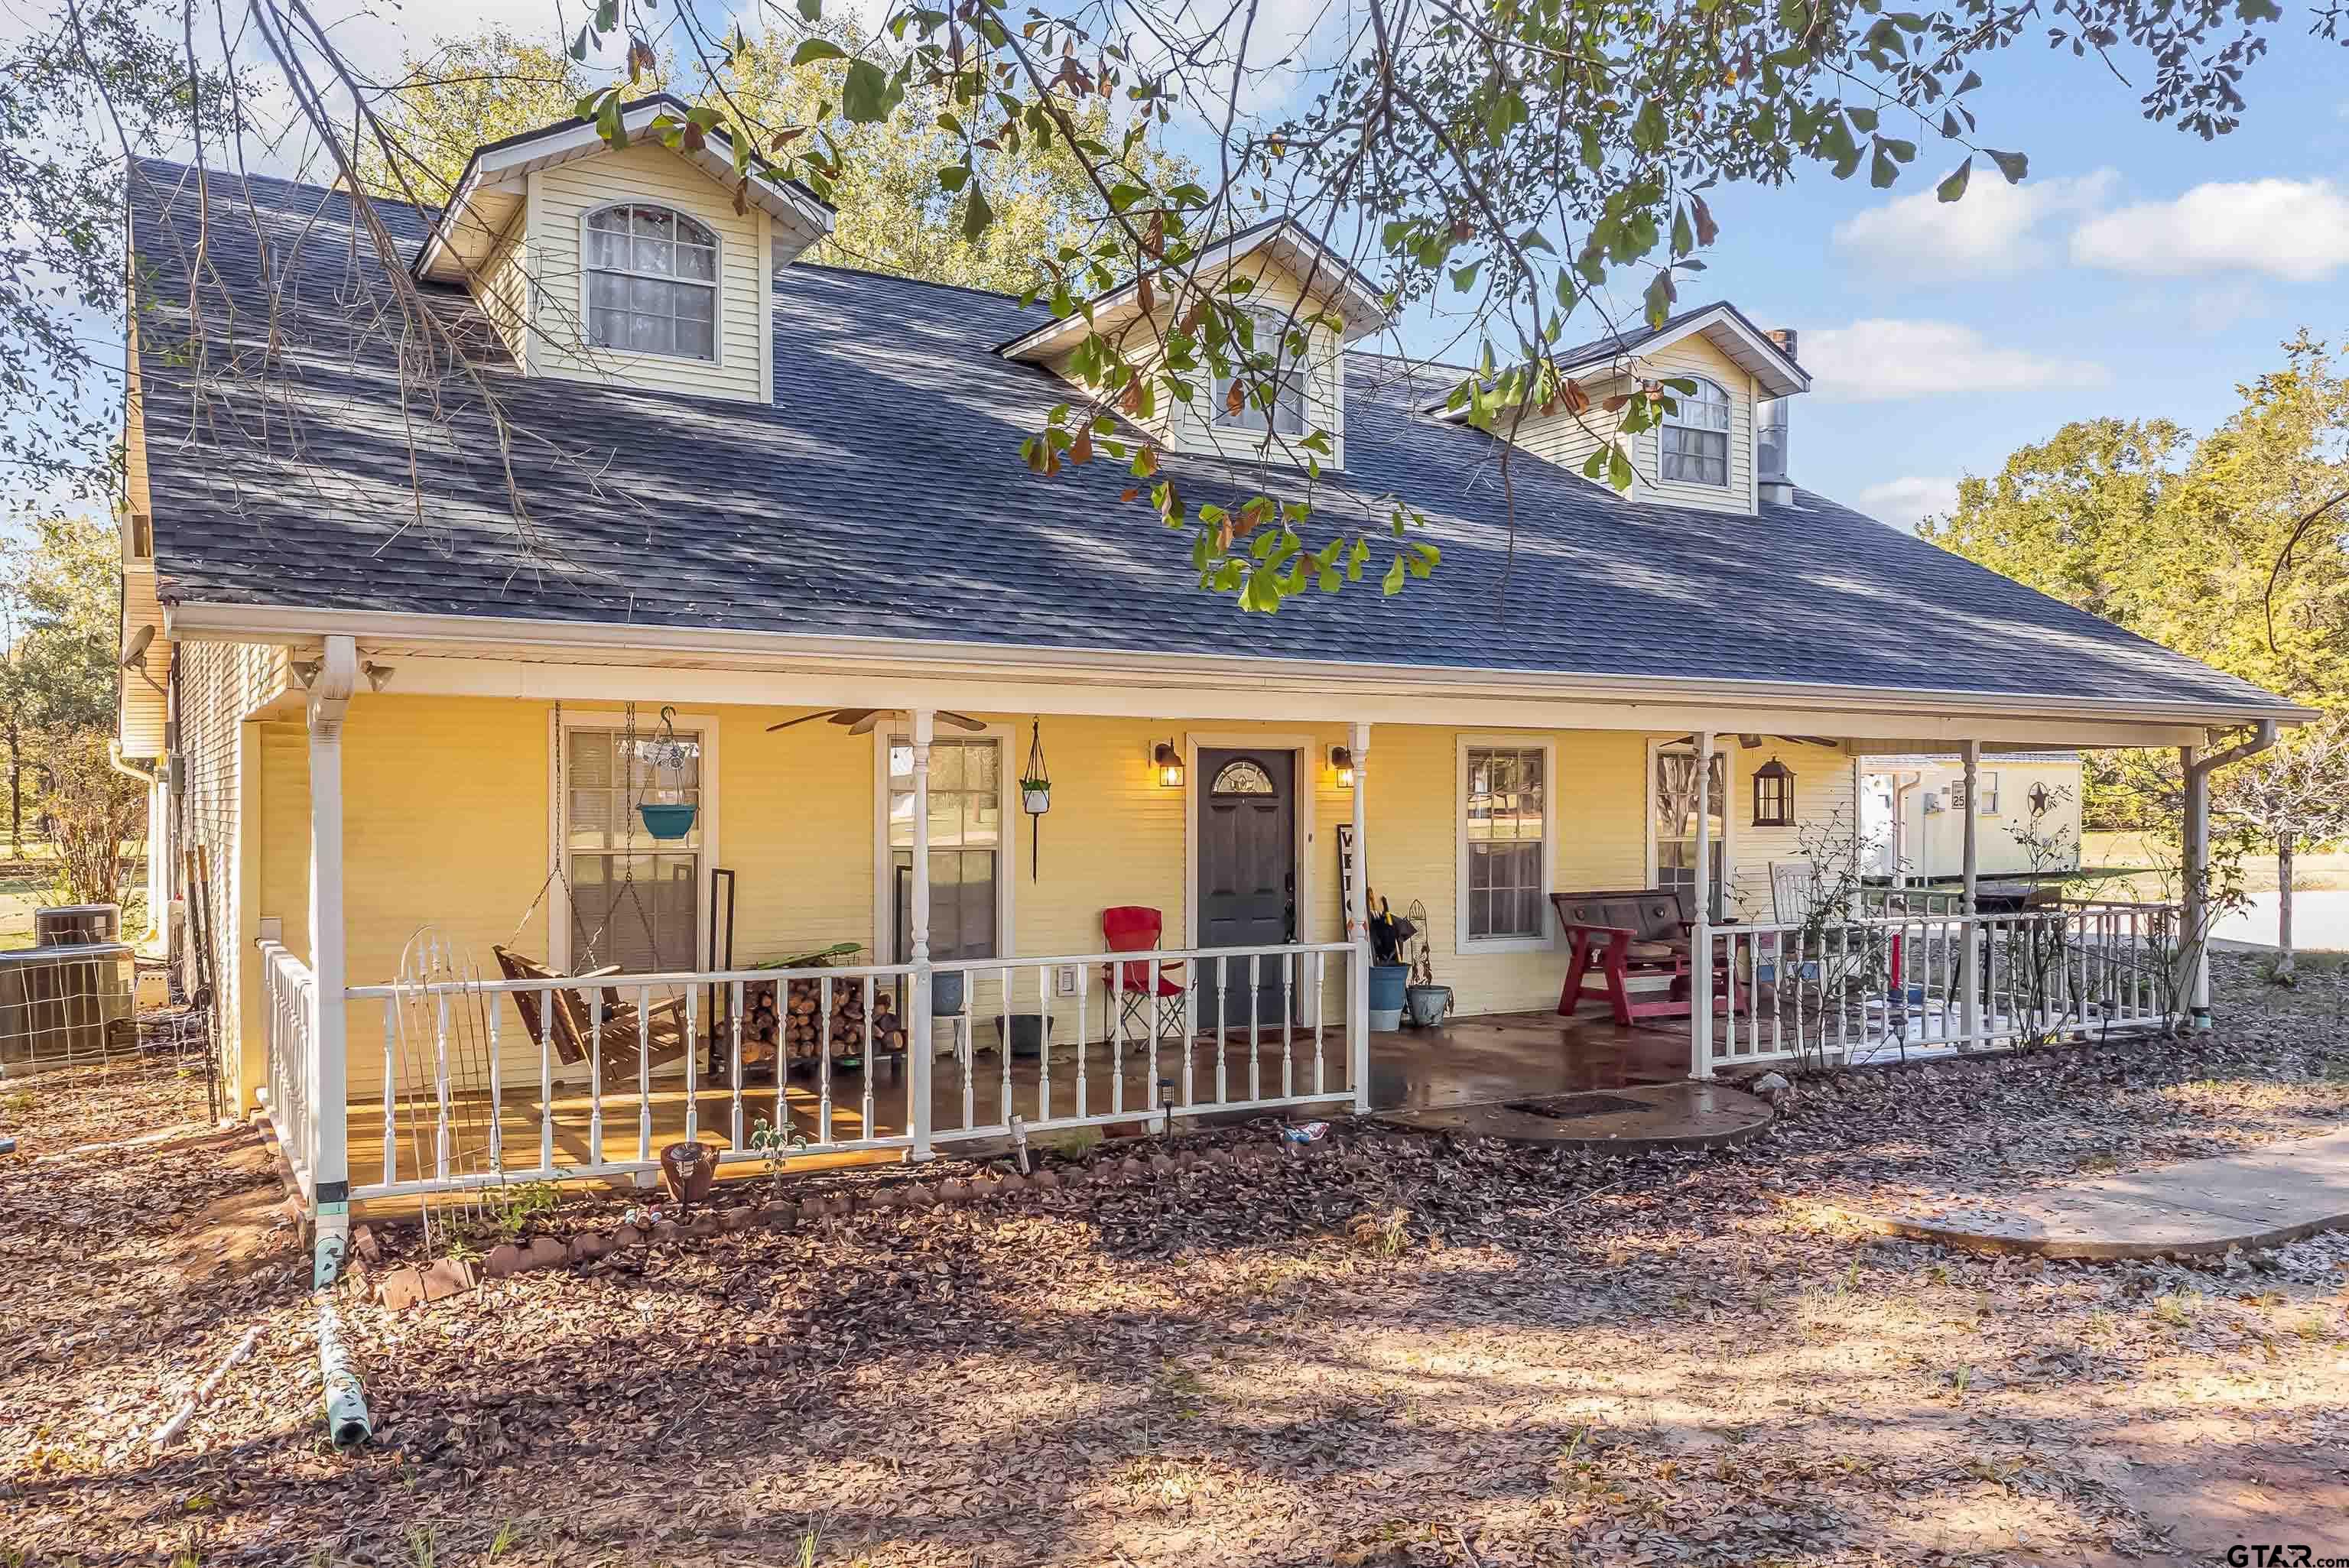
[1329,745,1356,788]
[1152,740,1184,789]
[1752,757,1795,827]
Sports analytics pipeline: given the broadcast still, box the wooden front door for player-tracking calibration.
[1196,748,1295,1031]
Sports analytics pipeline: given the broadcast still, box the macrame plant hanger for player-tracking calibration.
[1022,717,1051,881]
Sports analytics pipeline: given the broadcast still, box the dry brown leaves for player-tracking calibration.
[2,953,2345,1566]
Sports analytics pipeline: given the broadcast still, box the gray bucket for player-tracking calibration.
[1405,984,1454,1027]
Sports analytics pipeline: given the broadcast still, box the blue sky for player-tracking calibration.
[1665,36,2349,528]
[9,0,2345,536]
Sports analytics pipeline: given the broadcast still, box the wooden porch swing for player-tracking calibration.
[492,700,694,1089]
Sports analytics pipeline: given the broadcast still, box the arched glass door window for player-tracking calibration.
[585,203,718,361]
[1210,757,1276,796]
[1660,377,1731,486]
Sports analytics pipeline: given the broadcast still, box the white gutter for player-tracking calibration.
[159,598,2319,733]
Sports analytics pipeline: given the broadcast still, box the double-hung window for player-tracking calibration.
[585,203,718,361]
[564,722,703,972]
[1660,376,1731,486]
[1652,745,1727,920]
[889,737,1003,962]
[1213,307,1308,437]
[1460,742,1551,946]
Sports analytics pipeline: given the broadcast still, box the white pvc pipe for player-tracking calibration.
[317,1296,372,1447]
[151,1323,266,1449]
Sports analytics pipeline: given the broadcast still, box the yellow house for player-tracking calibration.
[115,99,2308,1281]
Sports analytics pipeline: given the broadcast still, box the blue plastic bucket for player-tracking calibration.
[1367,963,1408,1031]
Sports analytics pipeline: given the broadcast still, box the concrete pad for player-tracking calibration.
[1375,1081,1772,1151]
[1841,1128,2349,1259]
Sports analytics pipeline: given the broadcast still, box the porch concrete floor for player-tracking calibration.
[344,1007,1689,1195]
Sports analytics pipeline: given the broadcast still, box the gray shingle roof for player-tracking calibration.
[125,157,2290,719]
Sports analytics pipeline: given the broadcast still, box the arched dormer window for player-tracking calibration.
[1660,376,1730,486]
[584,203,718,361]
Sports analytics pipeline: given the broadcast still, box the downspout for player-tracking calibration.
[108,742,167,951]
[2180,720,2279,1031]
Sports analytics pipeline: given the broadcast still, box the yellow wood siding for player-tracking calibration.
[525,143,768,402]
[1499,330,1759,516]
[1720,742,1859,920]
[1064,251,1349,469]
[294,700,1878,1102]
[258,722,310,966]
[175,639,291,1108]
[476,220,533,371]
[1631,333,1757,515]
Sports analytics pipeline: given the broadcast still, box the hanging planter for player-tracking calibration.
[638,801,697,839]
[635,705,698,839]
[1022,718,1051,881]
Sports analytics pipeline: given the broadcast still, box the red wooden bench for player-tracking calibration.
[1550,889,1719,1027]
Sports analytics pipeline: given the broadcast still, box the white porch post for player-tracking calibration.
[1959,739,1982,1042]
[306,635,356,1287]
[1690,731,1715,1080]
[2182,742,2212,1031]
[906,708,935,1159]
[1347,721,1372,1112]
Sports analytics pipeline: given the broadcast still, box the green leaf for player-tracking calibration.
[1631,98,1668,154]
[1935,156,1972,204]
[1986,148,2029,183]
[791,37,847,63]
[1380,554,1406,596]
[1848,106,1880,133]
[962,183,993,242]
[1869,139,1898,189]
[1670,205,1692,258]
[1607,444,1634,492]
[841,58,898,122]
[569,23,591,61]
[798,0,821,17]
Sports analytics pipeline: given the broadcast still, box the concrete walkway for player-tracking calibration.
[1839,1128,2349,1259]
[2211,888,2349,953]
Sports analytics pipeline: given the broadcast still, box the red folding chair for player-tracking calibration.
[1100,905,1187,1043]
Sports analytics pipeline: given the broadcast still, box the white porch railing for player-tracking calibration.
[931,940,1364,1141]
[258,940,322,1198]
[336,939,1368,1202]
[1698,901,2179,1074]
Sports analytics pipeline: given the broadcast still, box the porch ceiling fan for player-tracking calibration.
[765,707,987,736]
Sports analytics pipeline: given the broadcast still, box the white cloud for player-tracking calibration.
[2070,179,2349,282]
[1857,476,1959,533]
[1801,320,2110,402]
[1833,170,2117,280]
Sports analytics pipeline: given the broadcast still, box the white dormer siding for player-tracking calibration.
[1504,330,1759,516]
[1006,221,1389,476]
[525,142,773,403]
[417,97,830,407]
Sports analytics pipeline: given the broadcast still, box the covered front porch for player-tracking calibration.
[226,637,2235,1270]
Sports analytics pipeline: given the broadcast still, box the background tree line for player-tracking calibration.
[1925,331,2349,976]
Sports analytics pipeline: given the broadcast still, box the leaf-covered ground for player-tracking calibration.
[4,951,2347,1566]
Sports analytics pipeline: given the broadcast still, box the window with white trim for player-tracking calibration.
[585,203,718,361]
[564,724,703,972]
[1213,307,1307,436]
[1460,743,1549,943]
[1951,770,2000,814]
[889,737,1002,962]
[1660,376,1731,486]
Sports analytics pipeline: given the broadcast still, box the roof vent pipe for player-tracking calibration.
[1759,326,1798,505]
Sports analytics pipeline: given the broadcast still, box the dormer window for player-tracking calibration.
[1214,308,1307,437]
[585,203,718,361]
[1660,376,1730,486]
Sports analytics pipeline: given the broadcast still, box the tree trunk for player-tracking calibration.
[2276,835,2296,982]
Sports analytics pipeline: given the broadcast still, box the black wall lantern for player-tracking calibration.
[1752,757,1795,826]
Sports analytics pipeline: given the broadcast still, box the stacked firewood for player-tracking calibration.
[737,977,905,1066]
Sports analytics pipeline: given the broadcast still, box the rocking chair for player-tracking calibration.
[491,946,694,1090]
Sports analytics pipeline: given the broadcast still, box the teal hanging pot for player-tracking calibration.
[638,802,697,840]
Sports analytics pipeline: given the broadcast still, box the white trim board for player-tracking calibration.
[870,722,1017,965]
[1455,733,1558,956]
